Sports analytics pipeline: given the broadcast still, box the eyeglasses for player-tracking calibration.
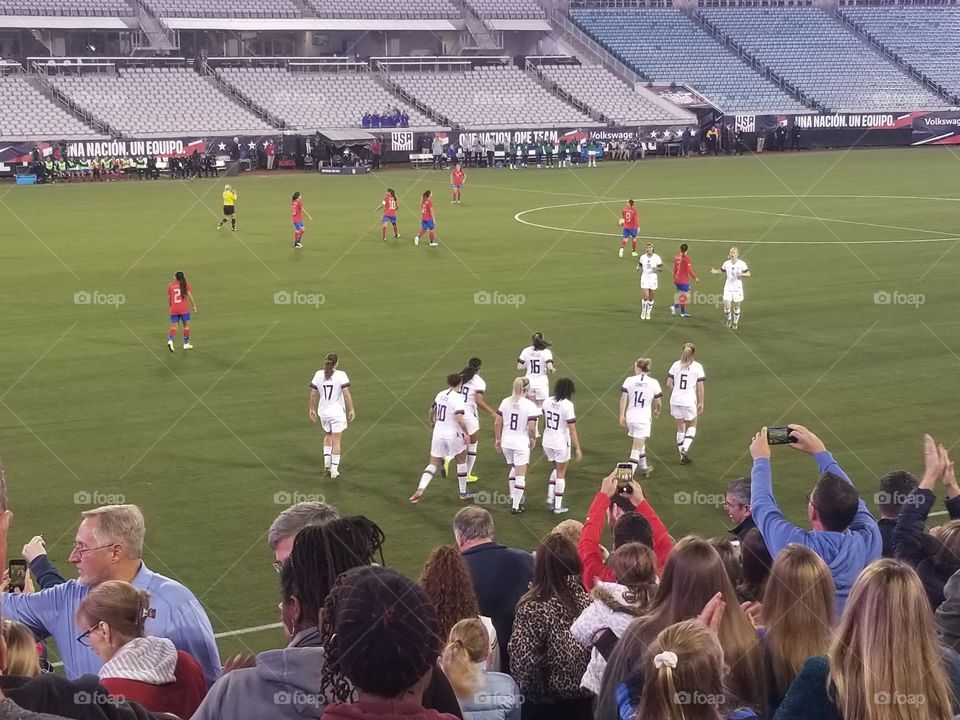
[77,622,102,647]
[71,543,117,558]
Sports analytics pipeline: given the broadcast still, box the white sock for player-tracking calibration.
[648,300,654,315]
[457,462,468,494]
[331,454,340,472]
[466,443,478,475]
[725,308,732,321]
[734,309,741,326]
[323,448,332,468]
[676,432,685,450]
[682,427,697,452]
[548,469,557,501]
[554,475,566,510]
[418,464,437,491]
[629,449,641,473]
[513,475,526,509]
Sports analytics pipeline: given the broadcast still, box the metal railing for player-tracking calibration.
[28,59,120,137]
[200,61,285,129]
[372,59,454,127]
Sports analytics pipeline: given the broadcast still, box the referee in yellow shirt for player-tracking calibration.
[218,184,238,232]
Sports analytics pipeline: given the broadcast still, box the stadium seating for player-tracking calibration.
[391,66,597,128]
[49,67,274,135]
[569,8,808,113]
[0,75,101,139]
[841,6,960,98]
[538,63,691,124]
[463,0,545,20]
[0,0,133,14]
[699,7,948,111]
[217,67,434,129]
[304,0,459,19]
[142,0,300,18]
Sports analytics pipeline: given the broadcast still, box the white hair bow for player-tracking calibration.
[653,651,678,670]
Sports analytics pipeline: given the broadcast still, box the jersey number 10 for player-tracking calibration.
[436,405,447,421]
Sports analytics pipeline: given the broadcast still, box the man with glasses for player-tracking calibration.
[267,500,339,570]
[0,504,220,686]
[725,477,756,542]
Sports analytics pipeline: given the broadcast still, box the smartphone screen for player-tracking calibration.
[616,463,633,483]
[767,427,794,445]
[8,560,26,592]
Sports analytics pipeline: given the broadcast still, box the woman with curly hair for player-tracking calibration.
[420,545,500,671]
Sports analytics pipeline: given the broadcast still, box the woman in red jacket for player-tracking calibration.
[76,580,207,718]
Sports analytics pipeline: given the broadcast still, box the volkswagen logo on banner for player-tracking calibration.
[391,131,414,152]
[735,115,756,133]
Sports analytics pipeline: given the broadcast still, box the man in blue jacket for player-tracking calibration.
[749,424,881,613]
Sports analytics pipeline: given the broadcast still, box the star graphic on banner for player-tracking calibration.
[262,141,269,148]
[248,142,256,149]
[218,142,226,151]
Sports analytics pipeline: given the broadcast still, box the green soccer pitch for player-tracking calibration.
[1,146,957,660]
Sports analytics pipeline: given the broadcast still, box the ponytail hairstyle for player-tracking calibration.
[76,580,153,649]
[679,343,695,370]
[292,191,301,201]
[387,188,396,199]
[627,198,635,207]
[175,271,187,298]
[635,620,725,720]
[439,618,488,699]
[635,357,652,375]
[510,377,527,406]
[460,357,482,385]
[324,353,338,380]
[531,331,551,351]
[422,190,431,201]
[553,378,575,402]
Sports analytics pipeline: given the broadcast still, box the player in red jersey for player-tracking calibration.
[618,198,640,258]
[167,271,197,352]
[414,190,438,247]
[291,191,313,249]
[377,188,400,240]
[672,243,700,317]
[450,164,466,204]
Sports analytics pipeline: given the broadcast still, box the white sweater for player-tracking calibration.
[569,581,646,694]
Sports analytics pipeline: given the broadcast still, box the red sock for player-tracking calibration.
[620,239,627,248]
[632,239,638,252]
[429,231,436,242]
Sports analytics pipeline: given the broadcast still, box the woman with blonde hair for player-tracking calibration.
[596,537,763,720]
[761,544,835,715]
[666,342,705,464]
[571,542,657,694]
[75,580,206,718]
[2,620,40,677]
[618,357,662,479]
[775,558,960,719]
[440,618,520,720]
[494,377,539,514]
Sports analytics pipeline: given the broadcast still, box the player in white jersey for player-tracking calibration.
[459,357,496,483]
[637,243,663,320]
[308,353,356,479]
[541,378,583,515]
[517,331,554,438]
[410,374,471,504]
[666,343,706,465]
[710,246,751,330]
[494,378,540,514]
[618,357,662,478]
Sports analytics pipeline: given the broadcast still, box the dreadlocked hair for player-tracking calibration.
[284,516,385,624]
[419,545,480,642]
[321,566,441,703]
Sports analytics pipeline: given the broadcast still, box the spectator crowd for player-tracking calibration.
[361,108,410,129]
[0,426,958,720]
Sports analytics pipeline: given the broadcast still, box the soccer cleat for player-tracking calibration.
[428,241,438,247]
[459,492,475,502]
[642,465,654,478]
[330,469,340,479]
[414,236,420,246]
[294,242,302,249]
[553,506,570,515]
[217,224,223,231]
[681,312,691,318]
[631,251,639,257]
[510,505,526,515]
[409,490,423,504]
[167,340,174,352]
[679,451,690,465]
[724,318,732,328]
[394,234,400,239]
[466,474,479,483]
[618,247,624,258]
[183,343,193,350]
[732,323,739,330]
